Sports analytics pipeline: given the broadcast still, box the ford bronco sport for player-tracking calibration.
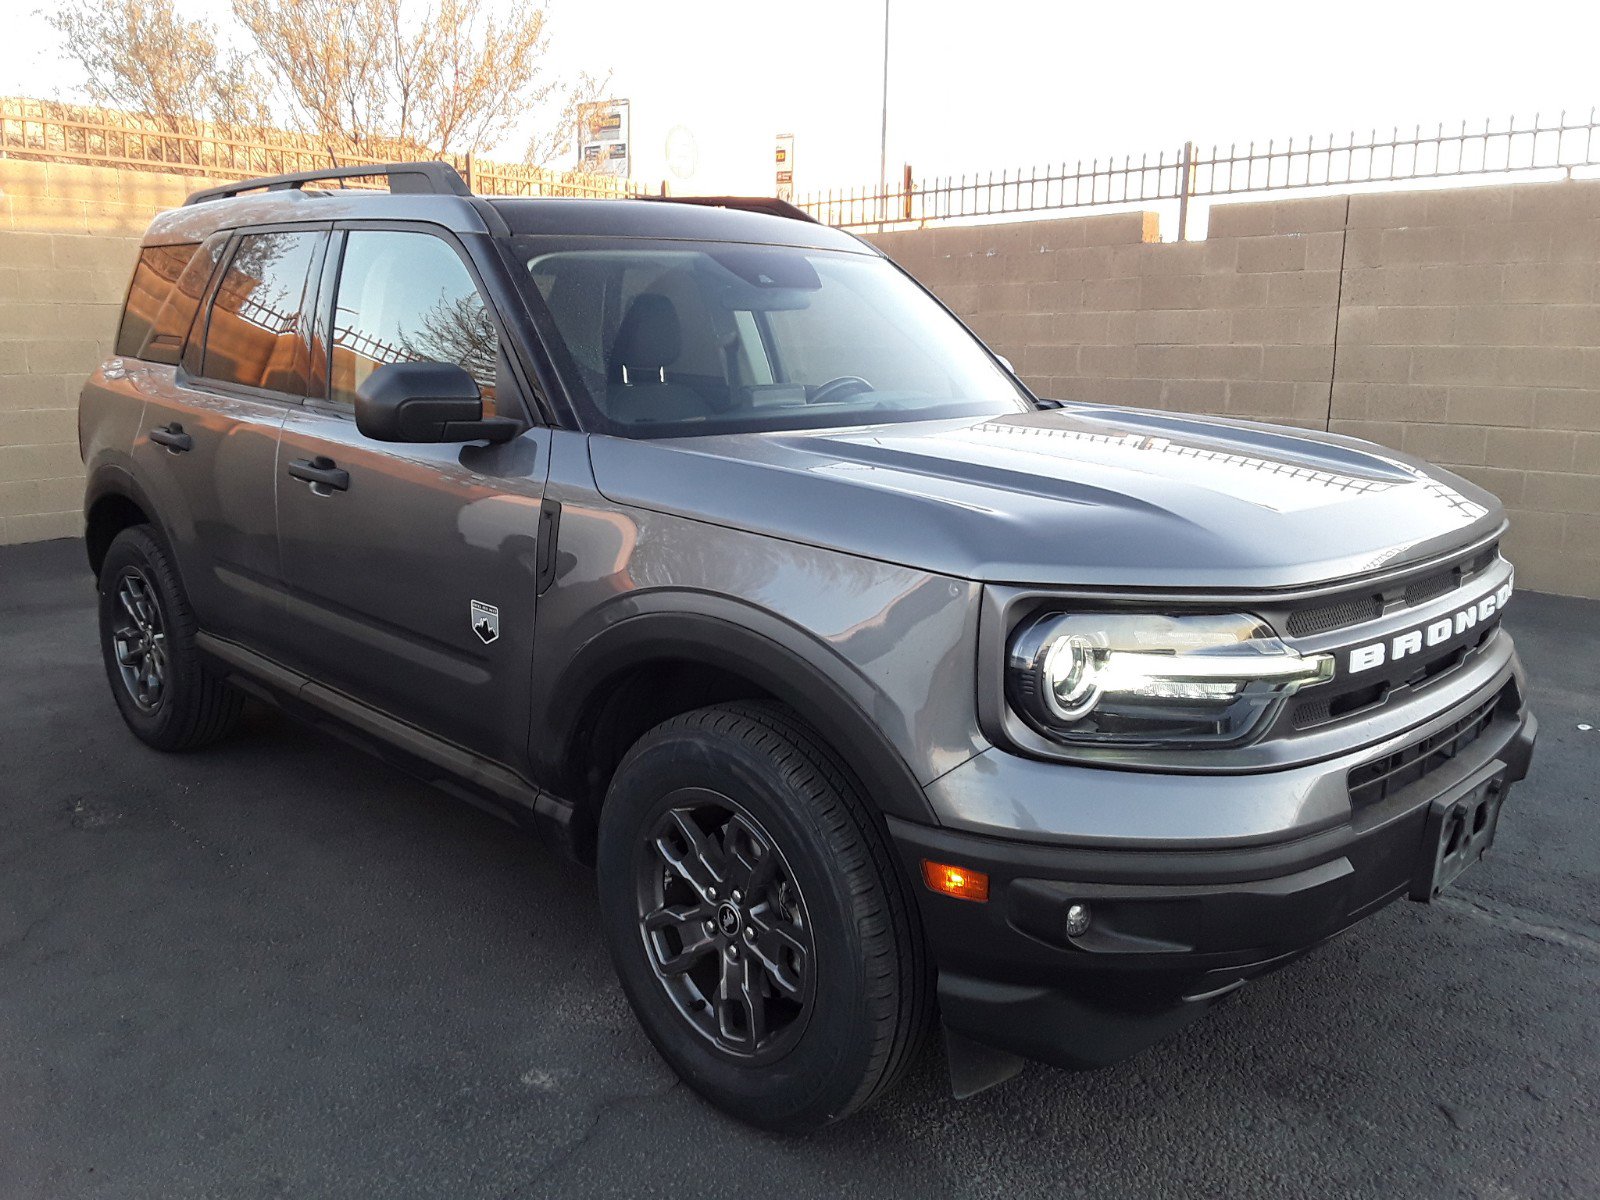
[80,162,1536,1131]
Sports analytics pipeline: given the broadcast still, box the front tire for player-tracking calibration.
[596,701,931,1132]
[97,526,242,751]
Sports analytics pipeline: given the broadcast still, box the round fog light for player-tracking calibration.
[1064,902,1092,938]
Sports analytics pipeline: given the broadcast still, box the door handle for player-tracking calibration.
[286,455,350,492]
[149,423,193,452]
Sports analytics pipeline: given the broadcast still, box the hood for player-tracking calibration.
[587,405,1504,590]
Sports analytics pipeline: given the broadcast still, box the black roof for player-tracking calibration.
[487,196,865,251]
[153,159,863,251]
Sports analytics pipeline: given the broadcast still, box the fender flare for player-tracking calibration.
[529,599,941,827]
[82,464,176,575]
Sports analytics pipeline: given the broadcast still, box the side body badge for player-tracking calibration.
[471,599,500,645]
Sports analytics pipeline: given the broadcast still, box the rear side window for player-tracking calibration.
[143,236,227,365]
[116,243,200,360]
[200,230,321,394]
[329,230,499,412]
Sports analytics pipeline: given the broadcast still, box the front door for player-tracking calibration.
[271,227,551,766]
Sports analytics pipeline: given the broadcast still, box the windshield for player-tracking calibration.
[507,237,1033,436]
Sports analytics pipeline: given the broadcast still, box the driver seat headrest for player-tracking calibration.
[612,293,681,382]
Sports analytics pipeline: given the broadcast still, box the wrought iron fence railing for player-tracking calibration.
[799,110,1600,235]
[0,99,656,200]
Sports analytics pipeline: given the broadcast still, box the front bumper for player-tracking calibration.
[888,671,1537,1081]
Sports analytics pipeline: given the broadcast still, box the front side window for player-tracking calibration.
[329,231,499,412]
[201,231,321,394]
[511,238,1030,436]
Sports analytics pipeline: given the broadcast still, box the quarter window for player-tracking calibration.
[143,236,228,365]
[329,231,499,412]
[116,243,200,360]
[201,231,321,394]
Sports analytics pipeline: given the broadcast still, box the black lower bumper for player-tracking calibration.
[889,701,1537,1082]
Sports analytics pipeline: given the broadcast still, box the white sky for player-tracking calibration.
[8,0,1600,196]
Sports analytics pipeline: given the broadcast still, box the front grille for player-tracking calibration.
[1287,595,1382,638]
[1346,687,1506,808]
[1403,569,1457,608]
[1292,679,1388,729]
[1284,540,1500,640]
[1292,616,1501,731]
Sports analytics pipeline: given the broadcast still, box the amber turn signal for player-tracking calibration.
[921,859,990,902]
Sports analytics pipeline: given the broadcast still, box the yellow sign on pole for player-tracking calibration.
[776,133,795,201]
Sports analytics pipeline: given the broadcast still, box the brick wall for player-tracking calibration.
[0,160,206,543]
[869,179,1600,599]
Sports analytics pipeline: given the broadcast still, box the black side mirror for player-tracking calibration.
[354,362,519,444]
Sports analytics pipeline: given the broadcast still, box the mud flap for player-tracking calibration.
[943,1025,1026,1100]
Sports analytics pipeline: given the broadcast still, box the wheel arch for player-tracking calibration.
[83,466,170,578]
[531,605,941,833]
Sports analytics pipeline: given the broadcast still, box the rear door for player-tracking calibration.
[270,225,552,766]
[127,226,325,642]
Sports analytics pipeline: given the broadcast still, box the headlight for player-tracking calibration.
[1007,612,1333,748]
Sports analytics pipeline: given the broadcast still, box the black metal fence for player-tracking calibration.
[799,110,1600,235]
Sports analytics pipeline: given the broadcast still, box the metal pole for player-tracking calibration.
[879,0,890,225]
[1176,140,1195,240]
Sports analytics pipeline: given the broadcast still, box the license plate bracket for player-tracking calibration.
[1409,761,1508,902]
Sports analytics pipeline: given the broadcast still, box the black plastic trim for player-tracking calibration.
[887,702,1535,1072]
[194,631,586,856]
[529,607,939,825]
[535,500,561,594]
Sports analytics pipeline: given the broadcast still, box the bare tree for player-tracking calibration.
[400,291,498,386]
[232,0,577,157]
[44,0,268,131]
[523,70,609,170]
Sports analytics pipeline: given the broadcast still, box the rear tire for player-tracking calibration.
[596,701,932,1132]
[97,526,243,752]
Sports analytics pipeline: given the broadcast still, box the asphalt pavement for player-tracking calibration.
[2,537,1596,1198]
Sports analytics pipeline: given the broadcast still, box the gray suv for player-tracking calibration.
[80,162,1536,1131]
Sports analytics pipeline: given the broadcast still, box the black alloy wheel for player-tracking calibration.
[636,790,816,1062]
[97,526,242,751]
[597,701,932,1132]
[109,566,169,714]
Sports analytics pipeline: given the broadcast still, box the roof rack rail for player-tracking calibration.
[184,161,471,207]
[638,195,818,224]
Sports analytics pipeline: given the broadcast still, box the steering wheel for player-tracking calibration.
[808,375,874,405]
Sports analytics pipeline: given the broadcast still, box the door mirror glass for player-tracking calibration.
[354,362,514,443]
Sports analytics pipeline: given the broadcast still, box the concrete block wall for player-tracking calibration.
[1325,185,1600,599]
[0,160,206,543]
[869,179,1600,599]
[0,161,1596,597]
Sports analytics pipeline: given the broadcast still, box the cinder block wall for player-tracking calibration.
[0,160,205,543]
[869,179,1600,599]
[1,163,1596,597]
[875,204,1346,431]
[1326,186,1600,598]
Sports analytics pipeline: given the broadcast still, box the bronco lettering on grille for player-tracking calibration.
[1348,578,1513,674]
